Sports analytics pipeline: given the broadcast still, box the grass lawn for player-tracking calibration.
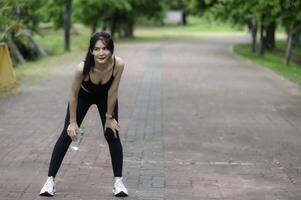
[233,42,301,86]
[13,24,90,84]
[35,23,90,56]
[134,16,245,40]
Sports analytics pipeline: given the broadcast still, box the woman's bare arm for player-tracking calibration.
[68,62,84,140]
[107,57,124,118]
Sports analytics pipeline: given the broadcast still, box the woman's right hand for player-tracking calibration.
[67,122,79,141]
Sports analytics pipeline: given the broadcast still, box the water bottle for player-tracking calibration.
[70,127,85,151]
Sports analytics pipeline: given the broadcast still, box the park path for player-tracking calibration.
[0,35,301,200]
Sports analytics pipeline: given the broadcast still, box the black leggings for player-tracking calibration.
[48,90,123,177]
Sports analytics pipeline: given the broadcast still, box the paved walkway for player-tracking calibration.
[1,35,301,200]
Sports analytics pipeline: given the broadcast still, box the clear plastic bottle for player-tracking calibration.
[70,127,85,151]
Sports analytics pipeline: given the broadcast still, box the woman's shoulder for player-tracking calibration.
[76,61,85,73]
[114,56,125,69]
[113,56,124,76]
[72,61,84,79]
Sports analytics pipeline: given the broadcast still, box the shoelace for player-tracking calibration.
[44,179,53,189]
[115,180,125,190]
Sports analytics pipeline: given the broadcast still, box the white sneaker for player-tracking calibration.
[39,177,56,196]
[112,177,128,197]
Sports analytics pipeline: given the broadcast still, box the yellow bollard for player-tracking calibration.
[0,43,16,90]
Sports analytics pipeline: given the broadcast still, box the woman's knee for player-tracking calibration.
[104,128,119,142]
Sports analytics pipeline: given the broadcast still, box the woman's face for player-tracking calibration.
[91,40,112,64]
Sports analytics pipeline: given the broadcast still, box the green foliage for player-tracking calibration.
[74,0,132,31]
[73,0,166,37]
[280,0,301,30]
[131,0,166,22]
[0,0,46,41]
[40,0,65,29]
[165,0,187,10]
[190,0,301,31]
[188,0,217,15]
[35,24,90,55]
[0,1,12,39]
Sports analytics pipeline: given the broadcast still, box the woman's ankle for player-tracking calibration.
[114,177,122,181]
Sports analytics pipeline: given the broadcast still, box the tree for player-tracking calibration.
[191,0,281,56]
[74,0,166,38]
[280,0,301,65]
[65,0,72,51]
[199,0,259,52]
[43,0,73,51]
[0,0,47,64]
[253,0,280,57]
[123,0,166,37]
[74,0,132,37]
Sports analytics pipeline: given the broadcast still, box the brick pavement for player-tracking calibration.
[0,36,301,200]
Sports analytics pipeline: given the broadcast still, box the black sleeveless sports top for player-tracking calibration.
[80,56,115,95]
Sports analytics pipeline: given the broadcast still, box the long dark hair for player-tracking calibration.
[83,32,114,77]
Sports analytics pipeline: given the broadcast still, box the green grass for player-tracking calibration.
[0,49,84,100]
[35,24,90,56]
[134,16,245,40]
[276,40,301,55]
[14,56,57,82]
[14,49,86,83]
[12,24,90,84]
[233,43,301,86]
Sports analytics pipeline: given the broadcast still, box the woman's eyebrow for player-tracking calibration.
[95,45,105,48]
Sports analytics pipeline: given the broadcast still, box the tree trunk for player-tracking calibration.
[259,23,265,57]
[110,13,117,38]
[91,21,97,35]
[6,34,25,64]
[292,31,300,48]
[285,24,301,65]
[292,21,301,48]
[102,23,107,32]
[26,33,47,58]
[295,33,300,48]
[182,11,187,25]
[64,0,72,51]
[124,18,135,38]
[285,29,293,65]
[248,20,258,53]
[266,21,276,50]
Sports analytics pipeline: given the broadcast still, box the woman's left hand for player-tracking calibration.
[105,118,120,138]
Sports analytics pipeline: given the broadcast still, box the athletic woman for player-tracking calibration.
[39,32,128,197]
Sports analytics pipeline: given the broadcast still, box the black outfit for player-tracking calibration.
[48,57,123,177]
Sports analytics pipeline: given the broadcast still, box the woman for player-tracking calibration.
[39,32,128,197]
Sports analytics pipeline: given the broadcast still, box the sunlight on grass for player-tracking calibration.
[134,16,245,40]
[233,43,301,86]
[35,24,90,56]
[14,50,85,84]
[276,40,301,55]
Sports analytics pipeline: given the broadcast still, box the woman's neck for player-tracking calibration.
[94,56,113,72]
